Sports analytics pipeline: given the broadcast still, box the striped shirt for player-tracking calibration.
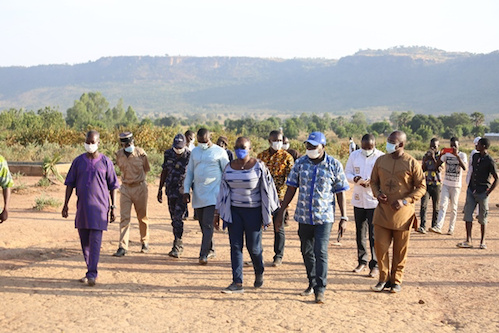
[0,155,14,189]
[225,163,262,208]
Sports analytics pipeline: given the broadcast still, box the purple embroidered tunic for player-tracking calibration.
[65,153,119,230]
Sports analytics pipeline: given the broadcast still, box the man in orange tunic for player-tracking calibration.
[370,131,426,293]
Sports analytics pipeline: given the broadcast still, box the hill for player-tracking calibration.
[1,46,498,118]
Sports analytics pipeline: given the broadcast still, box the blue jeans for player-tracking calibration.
[298,222,332,294]
[78,229,103,280]
[227,206,264,284]
[463,188,489,225]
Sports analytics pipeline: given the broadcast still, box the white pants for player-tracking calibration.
[435,185,461,232]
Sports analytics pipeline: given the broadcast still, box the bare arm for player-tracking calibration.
[0,187,11,223]
[61,186,74,218]
[274,186,298,228]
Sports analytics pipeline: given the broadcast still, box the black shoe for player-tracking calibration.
[272,257,282,267]
[221,282,244,294]
[254,274,264,288]
[390,284,402,293]
[199,256,208,265]
[113,248,127,257]
[315,292,325,304]
[141,243,149,253]
[300,286,314,296]
[371,281,391,292]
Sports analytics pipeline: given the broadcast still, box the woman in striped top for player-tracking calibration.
[215,137,280,294]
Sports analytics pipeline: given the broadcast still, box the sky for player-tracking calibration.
[0,0,498,67]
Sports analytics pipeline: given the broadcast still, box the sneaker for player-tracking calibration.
[390,284,401,293]
[417,227,427,234]
[368,267,379,278]
[221,283,244,294]
[300,286,314,296]
[207,250,216,259]
[352,263,366,273]
[429,227,442,234]
[113,248,127,257]
[315,292,325,304]
[78,277,88,283]
[254,274,264,288]
[141,243,149,253]
[199,256,208,265]
[272,257,283,267]
[87,278,96,287]
[447,230,454,235]
[371,281,390,292]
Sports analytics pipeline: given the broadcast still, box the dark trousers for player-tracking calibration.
[274,223,285,260]
[420,184,441,229]
[298,222,332,294]
[354,207,377,269]
[167,196,187,239]
[195,205,215,258]
[78,228,103,280]
[227,206,264,284]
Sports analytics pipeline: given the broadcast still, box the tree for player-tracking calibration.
[369,121,392,135]
[66,92,110,129]
[490,119,499,132]
[470,112,485,128]
[124,106,138,127]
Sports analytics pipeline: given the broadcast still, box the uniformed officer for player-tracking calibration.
[158,134,191,257]
[113,132,151,257]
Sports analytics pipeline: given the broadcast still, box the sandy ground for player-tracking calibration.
[1,175,499,333]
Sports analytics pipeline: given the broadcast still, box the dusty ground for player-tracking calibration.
[1,175,498,333]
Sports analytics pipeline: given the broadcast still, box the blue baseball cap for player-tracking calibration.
[305,132,326,146]
[173,133,186,148]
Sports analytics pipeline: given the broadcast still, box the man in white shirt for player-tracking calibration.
[345,134,384,277]
[430,137,467,235]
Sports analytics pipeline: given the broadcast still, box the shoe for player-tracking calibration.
[168,239,183,258]
[254,274,264,288]
[300,286,314,296]
[390,284,401,293]
[113,248,127,257]
[244,261,253,266]
[353,264,366,273]
[447,230,454,235]
[479,243,487,249]
[315,292,325,304]
[87,278,96,287]
[429,227,442,234]
[371,281,390,292]
[199,256,208,265]
[456,241,473,248]
[141,243,149,253]
[78,277,88,283]
[207,250,216,259]
[368,267,379,278]
[272,257,283,267]
[417,227,427,234]
[221,282,244,294]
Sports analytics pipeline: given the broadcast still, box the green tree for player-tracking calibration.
[490,119,499,132]
[66,92,110,129]
[124,106,139,127]
[470,112,485,128]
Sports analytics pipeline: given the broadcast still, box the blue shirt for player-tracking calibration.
[183,144,229,208]
[286,154,349,225]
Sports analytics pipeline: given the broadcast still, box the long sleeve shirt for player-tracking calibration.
[370,153,426,230]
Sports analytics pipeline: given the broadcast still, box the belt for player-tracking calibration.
[123,181,146,187]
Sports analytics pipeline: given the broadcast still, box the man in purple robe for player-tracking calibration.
[62,130,119,286]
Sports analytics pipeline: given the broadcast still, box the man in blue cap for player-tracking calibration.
[275,132,349,304]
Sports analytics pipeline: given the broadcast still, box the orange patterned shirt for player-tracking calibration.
[257,148,294,200]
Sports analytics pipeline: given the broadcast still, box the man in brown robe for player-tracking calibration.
[370,131,426,293]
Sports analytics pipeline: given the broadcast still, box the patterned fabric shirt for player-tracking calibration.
[422,152,441,186]
[162,148,190,198]
[0,155,14,189]
[286,154,349,225]
[257,148,294,201]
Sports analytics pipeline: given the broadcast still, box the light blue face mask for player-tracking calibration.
[125,145,135,153]
[386,142,398,154]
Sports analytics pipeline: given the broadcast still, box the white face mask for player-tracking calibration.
[306,148,321,159]
[198,143,210,150]
[362,149,374,157]
[271,141,283,151]
[84,143,98,154]
[282,143,290,150]
[124,145,135,153]
[173,147,185,154]
[386,142,398,154]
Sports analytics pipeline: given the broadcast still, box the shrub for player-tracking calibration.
[34,195,62,211]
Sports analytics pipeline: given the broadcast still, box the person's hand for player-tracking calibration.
[378,193,388,204]
[391,199,404,211]
[61,205,69,218]
[359,179,370,188]
[213,214,220,230]
[338,219,347,235]
[452,147,458,156]
[0,208,8,223]
[273,209,284,231]
[183,193,191,204]
[353,176,362,183]
[110,208,116,223]
[157,189,163,203]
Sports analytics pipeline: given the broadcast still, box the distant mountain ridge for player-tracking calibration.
[1,46,498,118]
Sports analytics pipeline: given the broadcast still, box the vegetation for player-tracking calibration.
[34,195,62,211]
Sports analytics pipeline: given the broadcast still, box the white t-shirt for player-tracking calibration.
[441,152,467,188]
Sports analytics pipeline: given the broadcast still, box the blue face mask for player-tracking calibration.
[125,145,135,153]
[235,148,249,159]
[386,142,398,154]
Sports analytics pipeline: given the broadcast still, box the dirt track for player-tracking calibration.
[1,176,498,332]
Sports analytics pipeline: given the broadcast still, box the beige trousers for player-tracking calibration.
[374,224,411,285]
[119,182,149,250]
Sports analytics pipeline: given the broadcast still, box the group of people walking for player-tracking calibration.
[1,126,496,304]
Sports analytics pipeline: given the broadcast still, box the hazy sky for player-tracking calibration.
[1,0,498,67]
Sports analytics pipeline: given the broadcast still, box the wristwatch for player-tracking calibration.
[402,199,408,206]
[110,205,116,209]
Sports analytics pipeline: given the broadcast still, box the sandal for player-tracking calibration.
[479,243,487,249]
[457,241,473,248]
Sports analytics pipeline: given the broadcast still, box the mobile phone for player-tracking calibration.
[442,147,454,154]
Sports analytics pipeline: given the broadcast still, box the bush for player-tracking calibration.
[34,195,62,211]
